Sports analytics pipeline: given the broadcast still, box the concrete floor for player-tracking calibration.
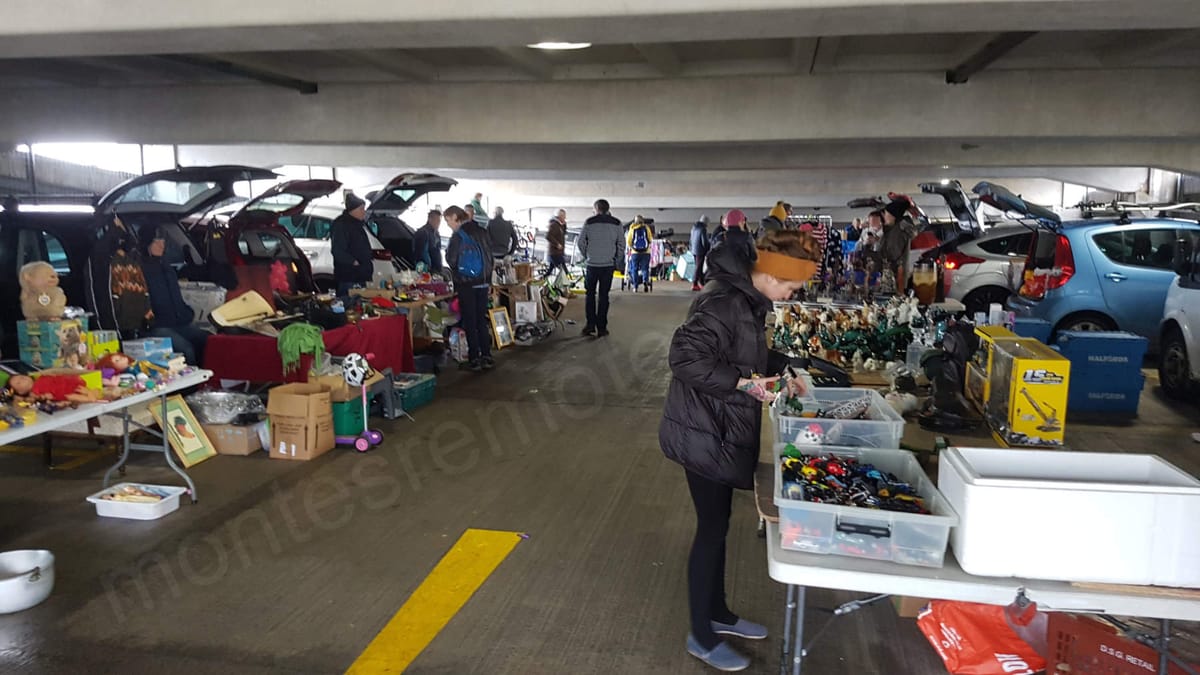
[1,281,1198,674]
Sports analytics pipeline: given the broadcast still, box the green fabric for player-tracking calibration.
[277,323,324,375]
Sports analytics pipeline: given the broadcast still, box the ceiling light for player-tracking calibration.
[941,164,951,170]
[940,178,951,186]
[527,41,592,50]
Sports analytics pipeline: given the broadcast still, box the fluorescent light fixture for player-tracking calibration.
[941,164,950,170]
[527,41,592,50]
[940,178,951,186]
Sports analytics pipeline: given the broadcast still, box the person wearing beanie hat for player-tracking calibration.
[880,197,920,290]
[709,209,757,266]
[689,215,711,290]
[760,200,789,234]
[660,229,819,672]
[331,192,374,296]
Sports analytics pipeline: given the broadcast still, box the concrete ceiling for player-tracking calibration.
[1,0,1197,210]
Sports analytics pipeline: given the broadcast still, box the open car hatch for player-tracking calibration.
[230,179,342,223]
[919,180,984,236]
[368,173,458,214]
[973,181,1061,232]
[95,165,278,218]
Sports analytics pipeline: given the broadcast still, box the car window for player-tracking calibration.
[1093,229,1178,270]
[979,232,1033,257]
[15,229,72,277]
[278,215,302,238]
[112,180,220,211]
[308,217,333,239]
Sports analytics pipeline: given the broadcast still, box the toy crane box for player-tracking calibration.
[965,325,1018,411]
[985,338,1070,447]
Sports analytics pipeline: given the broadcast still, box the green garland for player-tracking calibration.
[277,323,324,375]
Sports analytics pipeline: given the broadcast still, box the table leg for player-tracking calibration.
[781,584,796,675]
[792,586,806,675]
[43,434,52,467]
[102,407,133,487]
[156,394,197,503]
[1160,618,1170,675]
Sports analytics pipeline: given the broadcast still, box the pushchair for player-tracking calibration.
[619,249,653,292]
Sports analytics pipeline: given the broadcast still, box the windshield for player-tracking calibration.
[246,193,305,214]
[111,180,222,212]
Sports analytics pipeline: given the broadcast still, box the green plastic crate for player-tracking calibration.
[394,373,436,412]
[333,400,365,436]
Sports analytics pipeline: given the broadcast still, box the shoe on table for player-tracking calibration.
[712,618,768,640]
[481,356,496,370]
[686,634,750,672]
[581,326,596,337]
[596,329,609,338]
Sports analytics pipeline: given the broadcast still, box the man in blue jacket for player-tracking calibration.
[690,215,711,291]
[141,228,209,366]
[412,209,444,274]
[577,199,625,338]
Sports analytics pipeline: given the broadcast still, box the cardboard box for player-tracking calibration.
[986,338,1071,447]
[266,383,335,461]
[203,423,264,456]
[87,330,121,361]
[891,596,931,618]
[123,337,173,361]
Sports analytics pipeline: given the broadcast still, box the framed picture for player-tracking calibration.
[148,395,217,468]
[514,301,540,325]
[489,308,514,350]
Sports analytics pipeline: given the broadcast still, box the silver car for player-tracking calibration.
[944,225,1033,316]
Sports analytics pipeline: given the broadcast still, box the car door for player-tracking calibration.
[1088,225,1185,338]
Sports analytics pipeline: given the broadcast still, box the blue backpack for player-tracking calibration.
[631,225,650,252]
[455,229,485,279]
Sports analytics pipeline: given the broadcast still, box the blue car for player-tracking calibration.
[974,182,1200,350]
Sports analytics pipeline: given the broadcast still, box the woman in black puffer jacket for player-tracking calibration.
[660,222,821,672]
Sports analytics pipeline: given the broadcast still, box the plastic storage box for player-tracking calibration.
[775,388,904,448]
[393,373,436,412]
[86,483,188,520]
[775,445,959,567]
[1054,331,1148,416]
[938,447,1200,587]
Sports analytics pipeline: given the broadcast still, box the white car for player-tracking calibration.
[281,204,398,291]
[943,225,1033,316]
[1158,232,1200,399]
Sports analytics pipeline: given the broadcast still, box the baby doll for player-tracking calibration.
[97,353,134,386]
[19,262,67,320]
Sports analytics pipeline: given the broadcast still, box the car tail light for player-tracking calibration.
[1019,234,1074,300]
[942,252,985,271]
[372,249,393,261]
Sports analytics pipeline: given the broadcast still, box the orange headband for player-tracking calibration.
[754,250,817,282]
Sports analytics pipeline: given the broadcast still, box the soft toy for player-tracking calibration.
[19,262,67,320]
[30,374,99,403]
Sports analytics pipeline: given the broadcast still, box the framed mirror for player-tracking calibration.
[489,308,514,350]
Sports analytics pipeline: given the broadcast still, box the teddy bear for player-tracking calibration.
[19,261,67,321]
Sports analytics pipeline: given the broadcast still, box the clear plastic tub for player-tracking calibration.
[774,445,959,567]
[86,483,188,520]
[774,388,904,448]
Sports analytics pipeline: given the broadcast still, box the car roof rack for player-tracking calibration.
[1075,200,1200,224]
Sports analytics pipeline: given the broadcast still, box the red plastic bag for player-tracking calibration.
[917,601,1046,675]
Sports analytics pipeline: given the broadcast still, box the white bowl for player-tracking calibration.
[0,550,55,614]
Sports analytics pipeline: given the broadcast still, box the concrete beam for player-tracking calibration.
[946,32,1037,83]
[810,37,841,73]
[3,1,1200,58]
[156,54,318,93]
[337,50,437,81]
[493,47,554,80]
[789,38,819,74]
[633,44,682,77]
[2,70,1198,149]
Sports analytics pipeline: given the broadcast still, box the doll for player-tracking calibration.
[97,353,134,387]
[30,373,99,404]
[4,374,35,403]
[19,262,67,320]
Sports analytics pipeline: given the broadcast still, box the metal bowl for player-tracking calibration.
[0,550,55,614]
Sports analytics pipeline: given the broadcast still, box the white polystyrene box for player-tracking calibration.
[938,447,1200,587]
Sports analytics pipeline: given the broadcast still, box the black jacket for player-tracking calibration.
[709,226,757,265]
[412,223,443,273]
[142,258,194,329]
[445,221,495,289]
[487,216,520,258]
[331,213,374,285]
[690,222,710,257]
[659,244,790,489]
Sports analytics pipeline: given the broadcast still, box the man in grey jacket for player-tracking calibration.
[577,199,625,338]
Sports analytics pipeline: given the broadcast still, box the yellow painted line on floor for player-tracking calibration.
[346,528,523,674]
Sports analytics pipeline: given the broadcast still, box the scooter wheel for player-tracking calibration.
[354,437,371,452]
[366,430,384,445]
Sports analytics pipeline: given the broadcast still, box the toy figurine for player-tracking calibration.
[851,350,866,373]
[19,261,67,320]
[5,374,35,403]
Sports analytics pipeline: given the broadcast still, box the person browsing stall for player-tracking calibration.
[546,209,568,276]
[444,205,495,372]
[331,193,374,296]
[577,199,624,337]
[660,226,821,672]
[487,206,520,261]
[412,209,444,274]
[140,227,209,366]
[880,198,919,290]
[709,209,757,264]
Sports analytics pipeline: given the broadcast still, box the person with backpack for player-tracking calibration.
[626,215,654,292]
[577,199,624,337]
[331,193,374,296]
[444,205,496,372]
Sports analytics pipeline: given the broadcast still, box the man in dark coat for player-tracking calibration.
[708,209,757,265]
[545,209,568,275]
[689,215,710,291]
[880,198,919,290]
[487,206,520,260]
[411,209,444,274]
[331,193,374,296]
[141,228,209,366]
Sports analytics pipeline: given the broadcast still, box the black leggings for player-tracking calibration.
[685,469,739,649]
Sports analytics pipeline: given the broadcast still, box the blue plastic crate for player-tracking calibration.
[1055,331,1148,370]
[1067,372,1145,415]
[1013,317,1053,343]
[1054,331,1148,416]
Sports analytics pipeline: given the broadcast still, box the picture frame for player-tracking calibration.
[514,300,540,325]
[148,395,217,468]
[489,307,515,350]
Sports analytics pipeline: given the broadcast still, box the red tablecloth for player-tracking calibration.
[203,315,415,383]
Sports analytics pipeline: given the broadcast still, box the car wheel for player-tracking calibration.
[962,286,1011,317]
[1056,312,1116,334]
[1159,327,1195,400]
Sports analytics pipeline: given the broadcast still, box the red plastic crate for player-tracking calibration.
[1048,613,1196,674]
